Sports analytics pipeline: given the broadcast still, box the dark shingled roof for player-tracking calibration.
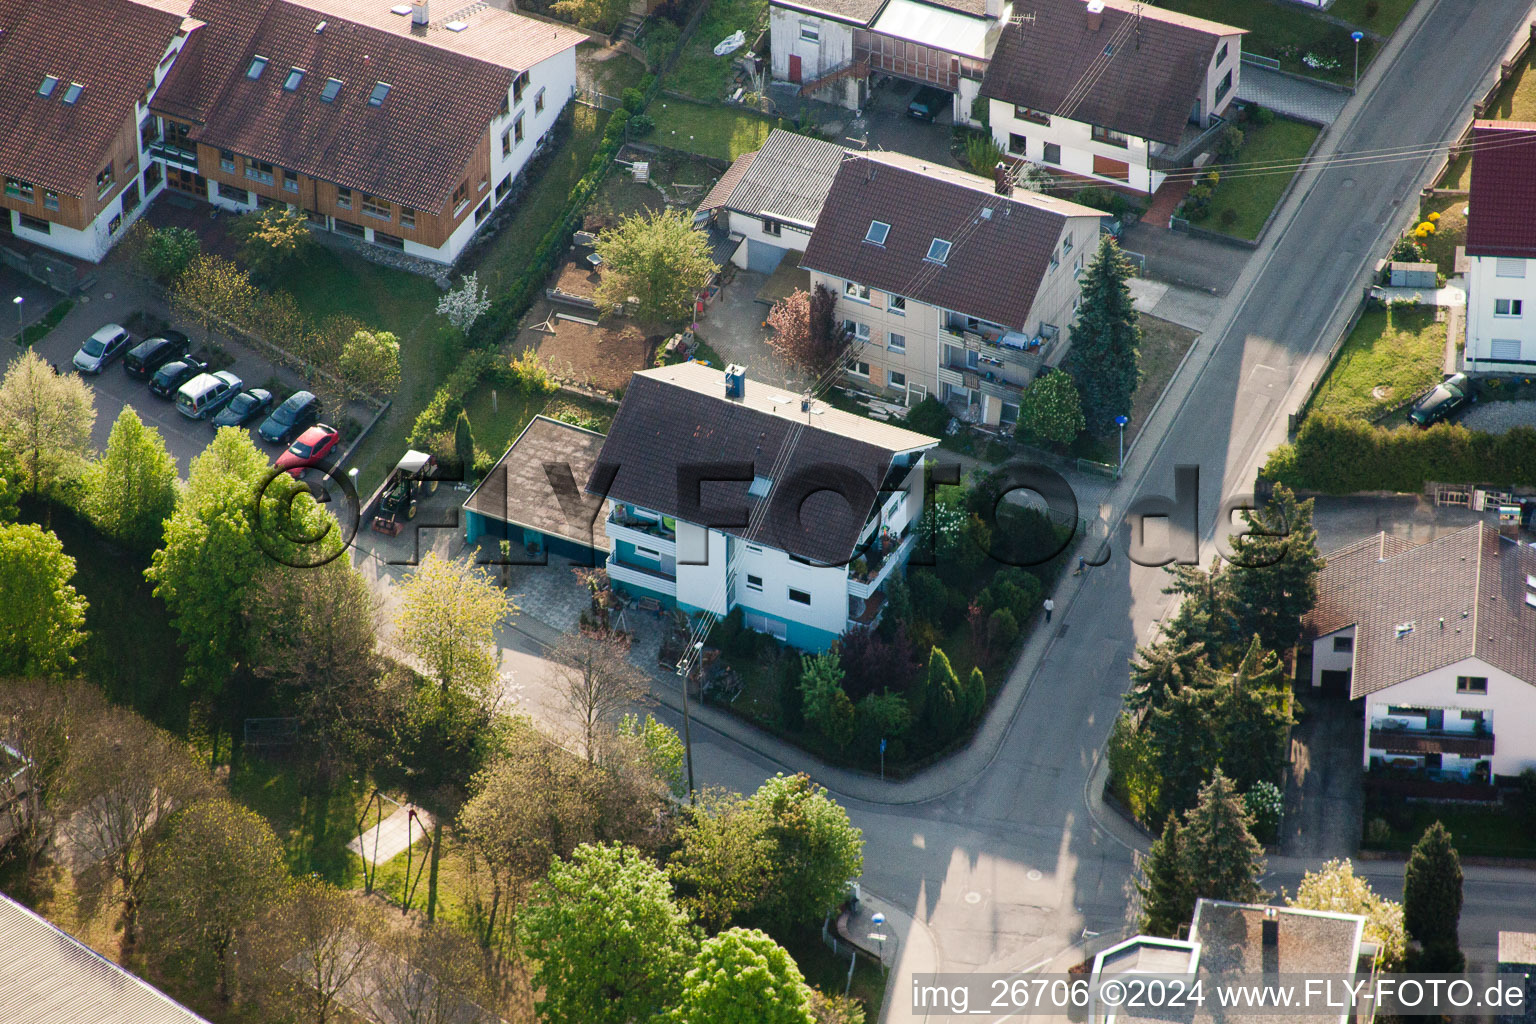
[153,0,581,212]
[697,129,845,225]
[0,0,187,195]
[980,0,1242,146]
[587,363,936,565]
[465,416,609,552]
[771,0,887,27]
[801,151,1102,331]
[1302,525,1536,699]
[1466,121,1536,259]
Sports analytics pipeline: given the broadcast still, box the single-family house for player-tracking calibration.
[696,128,846,272]
[800,150,1103,426]
[1092,900,1374,1024]
[0,0,198,261]
[587,362,937,651]
[1302,524,1536,782]
[0,891,213,1022]
[980,0,1244,193]
[1463,120,1536,372]
[769,0,1006,121]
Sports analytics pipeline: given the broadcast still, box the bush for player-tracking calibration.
[902,396,952,438]
[1366,817,1393,844]
[1220,208,1239,229]
[985,608,1019,657]
[1181,171,1220,221]
[621,87,645,113]
[1244,103,1276,126]
[1264,413,1536,494]
[628,113,655,136]
[1216,124,1245,163]
[964,132,1006,178]
[1244,781,1284,844]
[641,21,682,67]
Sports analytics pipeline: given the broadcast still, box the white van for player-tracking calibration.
[175,370,243,420]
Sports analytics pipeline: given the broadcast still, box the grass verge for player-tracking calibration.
[1307,306,1446,420]
[1365,804,1536,859]
[1202,118,1321,240]
[1125,314,1199,447]
[1157,0,1380,84]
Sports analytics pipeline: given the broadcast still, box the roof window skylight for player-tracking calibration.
[390,3,412,12]
[38,75,58,98]
[865,220,889,245]
[321,77,343,102]
[61,82,83,105]
[926,238,952,264]
[368,82,391,106]
[247,55,268,79]
[283,67,305,91]
[747,475,773,499]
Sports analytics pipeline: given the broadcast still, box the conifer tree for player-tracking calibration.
[1180,770,1266,905]
[1064,234,1141,435]
[1136,816,1193,937]
[1403,821,1463,956]
[1226,486,1323,651]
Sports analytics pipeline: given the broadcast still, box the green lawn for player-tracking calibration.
[228,756,375,885]
[663,0,767,101]
[781,926,888,1021]
[1365,803,1536,859]
[1440,53,1536,188]
[1308,306,1446,420]
[651,99,781,160]
[1158,0,1380,84]
[1419,194,1467,276]
[1329,0,1420,36]
[1202,118,1321,240]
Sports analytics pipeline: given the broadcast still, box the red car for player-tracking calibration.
[274,424,341,476]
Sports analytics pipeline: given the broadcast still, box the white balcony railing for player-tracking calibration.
[847,532,913,600]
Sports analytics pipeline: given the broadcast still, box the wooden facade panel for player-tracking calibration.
[0,109,142,232]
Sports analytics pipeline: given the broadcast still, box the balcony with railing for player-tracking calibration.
[1149,113,1227,172]
[147,140,200,173]
[606,551,677,596]
[847,529,914,600]
[607,504,677,553]
[1369,725,1494,758]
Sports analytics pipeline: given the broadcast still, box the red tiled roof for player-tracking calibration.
[801,151,1103,331]
[981,0,1242,146]
[153,0,582,212]
[1466,121,1536,259]
[0,0,186,194]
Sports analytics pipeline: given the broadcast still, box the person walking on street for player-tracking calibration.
[1074,556,1087,576]
[1043,597,1054,623]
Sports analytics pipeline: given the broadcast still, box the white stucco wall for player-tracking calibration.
[989,101,1160,193]
[1308,626,1357,686]
[770,7,855,88]
[1362,656,1536,779]
[730,540,851,638]
[725,211,814,269]
[1465,255,1536,371]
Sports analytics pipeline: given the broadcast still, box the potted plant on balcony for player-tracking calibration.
[851,556,869,581]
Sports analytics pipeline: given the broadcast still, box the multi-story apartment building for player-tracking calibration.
[0,0,198,261]
[589,362,937,652]
[2,0,583,266]
[1304,525,1536,783]
[981,0,1244,194]
[1463,120,1536,372]
[800,151,1103,428]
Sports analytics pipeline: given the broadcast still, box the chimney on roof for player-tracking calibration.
[315,19,326,32]
[994,161,1013,196]
[724,364,746,400]
[412,0,429,26]
[1086,0,1104,31]
[1261,907,1279,949]
[985,0,1002,20]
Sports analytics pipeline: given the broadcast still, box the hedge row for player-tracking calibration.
[18,298,74,347]
[1264,412,1536,493]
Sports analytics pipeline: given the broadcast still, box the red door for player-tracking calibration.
[788,54,802,84]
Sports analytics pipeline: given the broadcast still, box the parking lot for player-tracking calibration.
[21,262,310,471]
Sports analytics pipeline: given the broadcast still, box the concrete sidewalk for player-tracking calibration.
[347,804,435,868]
[838,889,942,1023]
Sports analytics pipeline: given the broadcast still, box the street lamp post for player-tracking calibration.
[679,642,700,801]
[1114,414,1129,475]
[12,295,22,336]
[1351,31,1364,90]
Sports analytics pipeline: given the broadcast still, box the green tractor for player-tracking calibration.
[371,450,438,536]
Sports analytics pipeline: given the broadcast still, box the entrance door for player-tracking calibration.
[788,54,802,84]
[167,168,205,196]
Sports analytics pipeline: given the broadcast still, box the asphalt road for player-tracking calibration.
[662,0,1536,1010]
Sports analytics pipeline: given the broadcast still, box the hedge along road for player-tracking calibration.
[624,0,1536,1003]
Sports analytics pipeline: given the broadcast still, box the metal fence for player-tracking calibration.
[1241,53,1281,71]
[575,87,624,111]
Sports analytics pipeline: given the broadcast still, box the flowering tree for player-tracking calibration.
[765,285,849,378]
[437,272,492,334]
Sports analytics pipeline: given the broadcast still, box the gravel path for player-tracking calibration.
[1458,398,1536,433]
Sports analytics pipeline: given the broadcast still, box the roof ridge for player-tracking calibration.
[1469,523,1484,660]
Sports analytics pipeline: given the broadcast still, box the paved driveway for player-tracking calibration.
[1237,65,1351,126]
[1280,690,1363,859]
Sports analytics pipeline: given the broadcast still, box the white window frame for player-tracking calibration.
[846,357,870,377]
[844,280,871,302]
[865,220,890,245]
[889,370,906,388]
[799,20,820,43]
[888,332,905,353]
[1494,298,1523,317]
[887,294,906,315]
[926,238,951,264]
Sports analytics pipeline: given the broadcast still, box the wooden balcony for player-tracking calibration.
[1369,727,1494,758]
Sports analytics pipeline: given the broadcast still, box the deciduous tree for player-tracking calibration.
[372,920,500,1024]
[436,272,492,334]
[516,842,698,1024]
[547,627,646,762]
[1289,859,1404,969]
[128,223,201,284]
[171,254,258,345]
[766,285,851,379]
[80,408,178,552]
[671,927,816,1024]
[748,773,863,933]
[1064,234,1141,435]
[595,209,716,323]
[257,877,383,1024]
[229,207,317,279]
[550,0,627,31]
[141,798,288,1002]
[669,790,774,933]
[1019,369,1085,444]
[0,523,88,677]
[394,552,510,703]
[0,348,95,500]
[339,328,402,397]
[619,712,686,798]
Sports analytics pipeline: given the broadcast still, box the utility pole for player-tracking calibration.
[676,643,699,801]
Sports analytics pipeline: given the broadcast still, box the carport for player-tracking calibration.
[463,415,609,565]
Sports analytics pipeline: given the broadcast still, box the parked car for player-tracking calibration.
[71,324,132,374]
[212,387,274,428]
[148,356,209,399]
[906,85,949,122]
[175,371,243,420]
[258,390,322,444]
[1408,372,1472,427]
[274,424,341,476]
[123,330,191,379]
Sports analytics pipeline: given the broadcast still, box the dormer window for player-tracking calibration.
[926,238,951,264]
[62,83,83,105]
[321,77,342,102]
[247,55,268,79]
[865,220,889,245]
[368,82,390,106]
[38,75,59,98]
[283,67,305,91]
